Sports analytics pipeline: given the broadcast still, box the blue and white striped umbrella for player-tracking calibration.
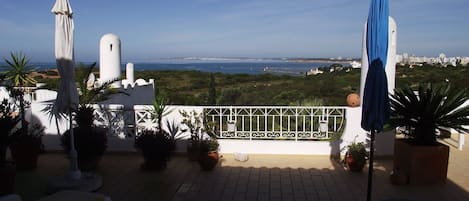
[361,1,390,201]
[361,0,390,133]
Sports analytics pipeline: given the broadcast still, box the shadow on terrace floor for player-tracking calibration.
[14,147,469,201]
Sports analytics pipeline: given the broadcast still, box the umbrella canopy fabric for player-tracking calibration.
[361,0,390,132]
[52,0,79,113]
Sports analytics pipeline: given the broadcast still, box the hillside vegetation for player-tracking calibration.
[34,63,469,106]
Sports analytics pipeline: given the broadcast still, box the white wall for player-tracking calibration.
[34,104,396,156]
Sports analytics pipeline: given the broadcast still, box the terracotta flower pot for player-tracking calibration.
[345,154,366,172]
[198,151,219,171]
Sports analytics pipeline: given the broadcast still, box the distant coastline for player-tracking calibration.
[12,59,352,76]
[287,58,359,63]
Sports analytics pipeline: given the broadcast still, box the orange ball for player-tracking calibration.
[347,93,360,107]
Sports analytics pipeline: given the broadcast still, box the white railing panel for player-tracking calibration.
[204,106,346,141]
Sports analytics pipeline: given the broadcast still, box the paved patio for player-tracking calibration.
[14,135,469,201]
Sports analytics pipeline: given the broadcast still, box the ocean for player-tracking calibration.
[5,59,351,76]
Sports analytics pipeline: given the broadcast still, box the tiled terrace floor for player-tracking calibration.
[14,136,469,201]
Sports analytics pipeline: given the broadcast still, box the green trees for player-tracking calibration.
[207,73,216,105]
[217,87,241,105]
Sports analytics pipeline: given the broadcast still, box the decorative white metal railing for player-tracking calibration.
[35,103,347,141]
[204,106,346,140]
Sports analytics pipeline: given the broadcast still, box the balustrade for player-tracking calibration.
[204,106,346,140]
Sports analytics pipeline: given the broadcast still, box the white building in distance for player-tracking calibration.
[397,53,469,66]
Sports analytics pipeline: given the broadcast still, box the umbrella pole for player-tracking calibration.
[68,109,81,180]
[366,130,375,201]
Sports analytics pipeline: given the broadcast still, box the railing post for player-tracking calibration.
[295,108,298,141]
[218,108,223,138]
[249,108,252,141]
[280,108,283,137]
[264,107,268,137]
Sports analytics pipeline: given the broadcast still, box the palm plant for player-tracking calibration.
[76,62,120,105]
[59,63,119,171]
[72,62,126,130]
[2,52,36,134]
[390,83,469,145]
[43,63,120,129]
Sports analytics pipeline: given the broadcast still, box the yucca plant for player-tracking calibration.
[2,52,36,135]
[149,94,172,132]
[390,83,469,145]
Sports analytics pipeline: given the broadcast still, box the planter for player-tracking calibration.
[61,127,107,172]
[0,162,16,196]
[9,137,41,170]
[345,154,366,172]
[135,130,171,171]
[198,151,219,171]
[392,139,449,185]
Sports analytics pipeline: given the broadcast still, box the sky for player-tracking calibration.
[0,0,468,62]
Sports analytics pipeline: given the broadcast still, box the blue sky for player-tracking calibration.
[0,0,468,62]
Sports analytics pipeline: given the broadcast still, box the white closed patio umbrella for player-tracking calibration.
[52,0,80,180]
[48,0,102,193]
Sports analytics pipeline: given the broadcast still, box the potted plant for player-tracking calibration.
[9,123,44,170]
[389,83,469,184]
[61,105,107,172]
[134,93,173,171]
[198,139,219,171]
[180,110,204,161]
[134,129,172,171]
[180,110,220,169]
[165,119,183,153]
[0,99,19,195]
[344,142,368,172]
[2,52,36,136]
[1,52,42,171]
[59,63,121,172]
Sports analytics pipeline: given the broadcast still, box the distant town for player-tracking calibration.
[297,53,469,68]
[396,53,469,66]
